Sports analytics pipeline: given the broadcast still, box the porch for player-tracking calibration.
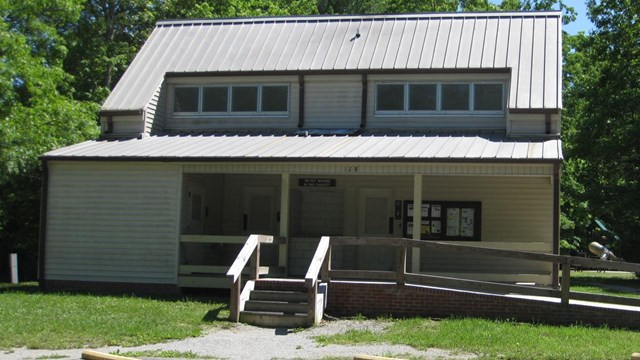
[178,166,559,290]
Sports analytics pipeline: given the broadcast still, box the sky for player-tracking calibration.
[563,0,593,35]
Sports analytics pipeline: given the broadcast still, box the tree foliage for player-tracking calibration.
[0,0,99,280]
[566,0,640,261]
[1,0,639,280]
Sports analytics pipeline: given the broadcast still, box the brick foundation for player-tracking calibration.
[326,281,640,329]
[43,280,180,297]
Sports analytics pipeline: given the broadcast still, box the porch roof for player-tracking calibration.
[43,132,562,163]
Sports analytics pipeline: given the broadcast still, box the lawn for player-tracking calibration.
[570,271,640,298]
[0,283,229,350]
[315,271,640,360]
[316,317,640,360]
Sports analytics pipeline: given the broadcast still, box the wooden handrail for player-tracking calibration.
[318,236,640,309]
[332,236,640,273]
[226,234,274,322]
[226,234,274,283]
[305,236,331,288]
[305,236,330,326]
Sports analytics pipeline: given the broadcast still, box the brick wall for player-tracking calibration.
[326,281,640,329]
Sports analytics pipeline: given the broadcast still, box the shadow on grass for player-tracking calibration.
[0,282,231,307]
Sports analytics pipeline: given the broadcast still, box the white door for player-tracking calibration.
[357,188,395,270]
[243,187,277,235]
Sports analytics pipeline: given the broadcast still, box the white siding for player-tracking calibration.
[304,75,361,128]
[45,162,181,284]
[509,112,561,135]
[100,115,145,138]
[145,82,167,135]
[419,175,553,283]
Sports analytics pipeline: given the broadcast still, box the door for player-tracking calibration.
[185,183,205,234]
[243,187,277,235]
[357,188,395,270]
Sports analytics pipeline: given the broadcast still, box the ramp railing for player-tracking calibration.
[305,236,640,308]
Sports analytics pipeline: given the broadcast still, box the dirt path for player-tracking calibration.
[3,319,477,360]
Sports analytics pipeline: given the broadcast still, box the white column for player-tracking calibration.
[279,173,290,270]
[412,174,422,273]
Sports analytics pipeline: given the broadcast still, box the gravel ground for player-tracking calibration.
[2,319,477,360]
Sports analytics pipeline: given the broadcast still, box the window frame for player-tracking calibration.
[172,83,290,116]
[375,81,504,116]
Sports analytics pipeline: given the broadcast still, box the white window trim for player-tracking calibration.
[375,81,505,116]
[172,84,290,116]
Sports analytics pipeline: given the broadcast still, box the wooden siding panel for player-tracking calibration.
[304,75,361,128]
[45,162,180,284]
[419,175,553,279]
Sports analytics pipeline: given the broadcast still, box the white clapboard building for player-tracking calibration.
[40,11,563,293]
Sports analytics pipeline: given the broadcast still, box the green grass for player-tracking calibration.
[316,317,640,359]
[570,271,640,298]
[0,283,229,350]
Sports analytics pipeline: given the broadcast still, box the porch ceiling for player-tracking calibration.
[43,132,562,163]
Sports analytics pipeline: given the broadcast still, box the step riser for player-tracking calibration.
[250,290,308,302]
[244,300,308,314]
[240,311,308,328]
[254,279,307,292]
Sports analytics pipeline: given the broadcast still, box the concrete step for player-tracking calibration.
[239,310,309,328]
[244,299,308,314]
[250,289,308,303]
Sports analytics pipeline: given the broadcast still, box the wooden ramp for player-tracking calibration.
[228,235,640,329]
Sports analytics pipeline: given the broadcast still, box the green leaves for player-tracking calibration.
[0,0,99,276]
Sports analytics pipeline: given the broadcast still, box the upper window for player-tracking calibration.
[173,84,289,115]
[375,82,504,114]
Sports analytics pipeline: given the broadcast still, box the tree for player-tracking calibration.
[569,0,640,261]
[64,0,156,103]
[0,0,99,280]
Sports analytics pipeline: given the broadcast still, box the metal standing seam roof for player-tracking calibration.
[43,133,563,162]
[102,11,562,113]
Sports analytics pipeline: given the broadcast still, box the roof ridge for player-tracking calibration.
[155,11,562,27]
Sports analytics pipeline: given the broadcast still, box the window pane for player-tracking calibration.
[474,83,503,111]
[202,87,228,112]
[262,85,288,112]
[174,87,199,112]
[376,84,404,111]
[441,84,470,111]
[409,84,437,111]
[231,86,258,112]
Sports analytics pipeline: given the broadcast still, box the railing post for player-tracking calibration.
[397,243,407,285]
[250,242,260,280]
[561,259,571,305]
[308,282,317,326]
[321,244,331,282]
[230,275,241,322]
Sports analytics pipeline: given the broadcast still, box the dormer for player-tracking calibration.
[99,12,562,138]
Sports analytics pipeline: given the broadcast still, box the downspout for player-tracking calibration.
[298,75,305,128]
[38,159,49,290]
[360,74,368,129]
[552,162,561,288]
[545,112,551,134]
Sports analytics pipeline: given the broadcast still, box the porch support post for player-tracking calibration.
[412,174,423,273]
[552,163,561,288]
[279,173,290,271]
